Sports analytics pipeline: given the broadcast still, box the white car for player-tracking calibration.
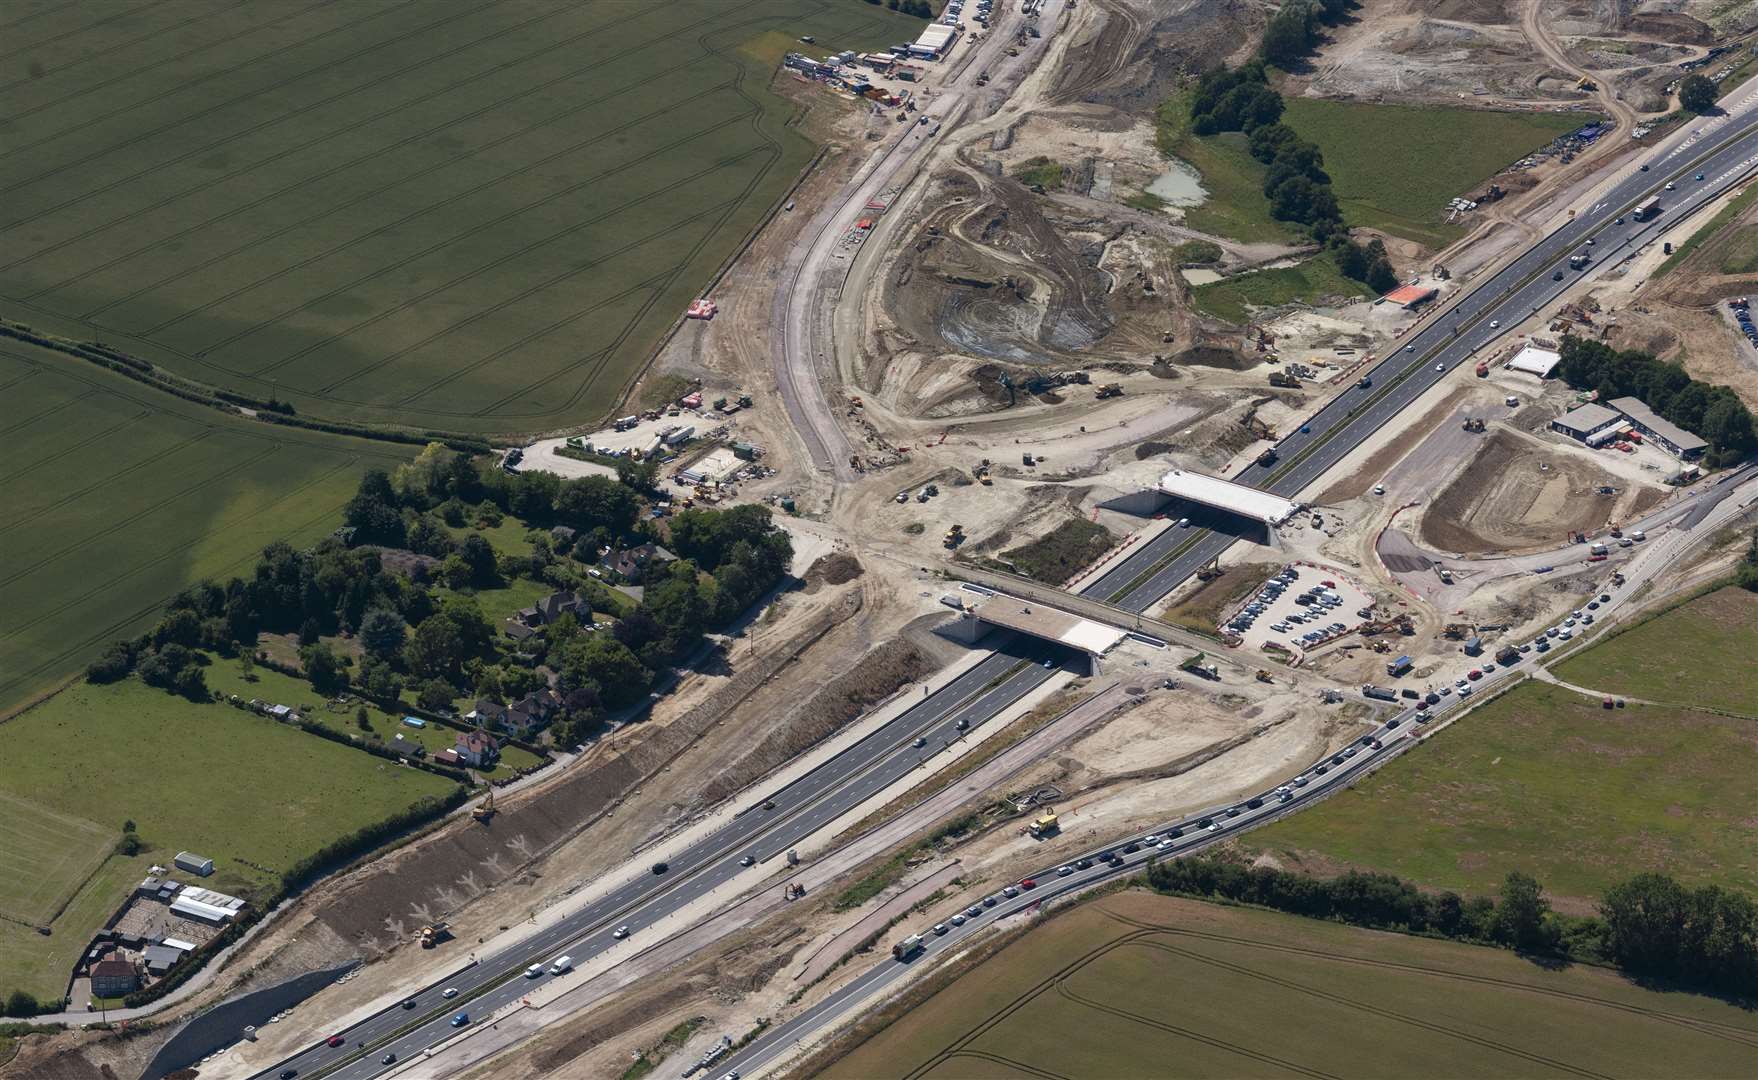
[1435,362,1446,371]
[951,914,966,926]
[443,988,459,999]
[1057,865,1072,876]
[1405,344,1415,352]
[613,925,630,939]
[1489,320,1500,329]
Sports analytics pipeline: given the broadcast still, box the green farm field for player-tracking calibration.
[1241,680,1758,907]
[823,891,1758,1079]
[1554,586,1758,714]
[0,0,919,434]
[1281,99,1587,248]
[1190,255,1375,323]
[0,678,457,1001]
[0,339,408,715]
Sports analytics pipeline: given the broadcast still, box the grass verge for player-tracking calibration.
[1653,177,1758,279]
[1189,256,1374,324]
[1000,519,1115,586]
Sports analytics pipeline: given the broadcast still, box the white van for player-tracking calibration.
[525,964,544,978]
[549,955,573,975]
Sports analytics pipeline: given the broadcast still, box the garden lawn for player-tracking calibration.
[1553,586,1758,715]
[1239,681,1758,908]
[1190,256,1374,324]
[0,677,457,1000]
[1281,99,1588,248]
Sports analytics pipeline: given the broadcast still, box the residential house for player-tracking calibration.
[506,590,587,641]
[598,543,676,585]
[90,958,140,997]
[500,689,561,737]
[466,699,509,729]
[455,729,500,768]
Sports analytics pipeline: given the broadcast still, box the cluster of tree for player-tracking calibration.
[88,448,794,754]
[1260,0,1351,68]
[1150,856,1758,998]
[873,0,934,15]
[1737,531,1758,593]
[1,991,55,1019]
[1189,64,1395,291]
[545,505,794,742]
[1555,337,1757,464]
[1146,857,1556,952]
[1679,73,1718,115]
[1601,873,1758,994]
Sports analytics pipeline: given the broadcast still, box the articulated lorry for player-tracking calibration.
[893,934,926,961]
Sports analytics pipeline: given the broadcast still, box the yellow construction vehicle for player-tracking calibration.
[1255,669,1274,684]
[471,788,496,824]
[1028,812,1060,837]
[419,921,450,949]
[1094,383,1123,399]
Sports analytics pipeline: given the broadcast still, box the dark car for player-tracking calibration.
[1123,841,1141,853]
[280,1071,298,1080]
[1225,807,1241,818]
[1552,270,1564,281]
[1075,858,1093,870]
[1245,797,1264,810]
[1168,828,1184,839]
[382,1053,398,1065]
[402,998,418,1009]
[651,862,668,875]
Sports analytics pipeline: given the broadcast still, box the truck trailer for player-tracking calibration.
[893,934,926,960]
[1361,684,1399,702]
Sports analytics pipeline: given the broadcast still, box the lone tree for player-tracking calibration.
[1679,73,1717,114]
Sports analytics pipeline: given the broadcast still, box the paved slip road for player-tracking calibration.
[716,468,1758,1080]
[1082,86,1758,616]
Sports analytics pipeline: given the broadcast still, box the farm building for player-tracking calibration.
[1609,397,1708,459]
[90,958,140,997]
[910,23,957,59]
[173,851,214,877]
[1551,403,1622,443]
[169,886,245,925]
[142,943,186,976]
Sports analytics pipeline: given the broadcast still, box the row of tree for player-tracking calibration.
[1554,337,1756,464]
[1148,856,1758,998]
[1188,63,1396,292]
[1260,0,1351,69]
[867,0,934,16]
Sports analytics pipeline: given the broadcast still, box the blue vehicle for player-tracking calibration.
[451,1012,469,1028]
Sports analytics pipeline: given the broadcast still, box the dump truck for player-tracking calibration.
[1386,655,1413,677]
[1256,669,1274,684]
[1181,652,1221,680]
[1268,370,1300,389]
[419,922,450,949]
[893,934,926,960]
[1029,812,1060,837]
[1095,383,1123,399]
[1361,685,1399,702]
[1495,645,1520,666]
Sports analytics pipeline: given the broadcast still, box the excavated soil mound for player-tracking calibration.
[1418,430,1622,554]
[805,552,863,588]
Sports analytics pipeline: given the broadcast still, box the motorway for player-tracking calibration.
[715,467,1758,1080]
[1081,85,1758,615]
[253,638,1077,1080]
[259,34,1758,1080]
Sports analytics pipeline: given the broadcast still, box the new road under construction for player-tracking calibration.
[178,4,1758,1079]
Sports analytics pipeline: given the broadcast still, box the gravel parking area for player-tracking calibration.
[1222,563,1376,657]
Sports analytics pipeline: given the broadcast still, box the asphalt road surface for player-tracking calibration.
[253,639,1074,1080]
[263,61,1758,1080]
[1081,98,1758,616]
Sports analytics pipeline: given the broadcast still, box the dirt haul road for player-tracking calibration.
[775,0,1072,485]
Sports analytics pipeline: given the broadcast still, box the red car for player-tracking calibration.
[327,1035,345,1048]
[1468,669,1482,681]
[1020,878,1037,890]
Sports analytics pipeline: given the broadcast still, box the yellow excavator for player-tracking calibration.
[471,788,496,824]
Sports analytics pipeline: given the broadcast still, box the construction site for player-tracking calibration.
[16,2,1758,1079]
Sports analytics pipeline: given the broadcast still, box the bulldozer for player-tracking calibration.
[1461,417,1486,433]
[1255,669,1274,684]
[1443,623,1471,640]
[471,788,496,824]
[1094,383,1123,399]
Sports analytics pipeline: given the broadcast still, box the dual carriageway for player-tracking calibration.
[260,40,1758,1080]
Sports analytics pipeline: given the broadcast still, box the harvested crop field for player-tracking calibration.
[0,337,406,714]
[0,0,916,433]
[1418,430,1627,554]
[820,891,1758,1079]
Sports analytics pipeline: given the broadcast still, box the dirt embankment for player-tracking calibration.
[698,637,936,805]
[285,590,864,954]
[1418,429,1628,554]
